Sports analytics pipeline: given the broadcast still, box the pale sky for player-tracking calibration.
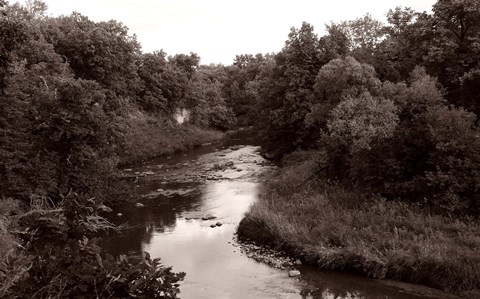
[17,0,436,65]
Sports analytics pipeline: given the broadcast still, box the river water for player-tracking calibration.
[102,130,457,299]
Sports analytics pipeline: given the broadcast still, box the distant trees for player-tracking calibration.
[186,66,236,130]
[222,54,266,126]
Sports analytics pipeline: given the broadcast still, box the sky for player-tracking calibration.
[17,0,437,65]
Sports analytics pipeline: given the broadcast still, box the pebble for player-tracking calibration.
[135,203,145,208]
[215,222,223,227]
[117,213,123,217]
[289,270,301,277]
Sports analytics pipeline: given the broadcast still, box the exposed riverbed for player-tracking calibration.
[102,131,458,299]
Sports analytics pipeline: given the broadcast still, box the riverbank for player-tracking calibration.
[237,157,480,298]
[119,111,224,165]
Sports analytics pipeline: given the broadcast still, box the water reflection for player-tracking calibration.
[102,137,455,299]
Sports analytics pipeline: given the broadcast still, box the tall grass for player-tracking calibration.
[119,111,224,165]
[238,156,480,297]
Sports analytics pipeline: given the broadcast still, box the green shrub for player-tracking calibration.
[1,194,185,298]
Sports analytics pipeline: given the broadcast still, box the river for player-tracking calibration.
[102,130,457,299]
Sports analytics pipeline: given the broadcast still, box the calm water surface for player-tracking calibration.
[102,131,458,299]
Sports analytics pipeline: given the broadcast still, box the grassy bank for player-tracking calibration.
[238,156,480,298]
[119,110,224,165]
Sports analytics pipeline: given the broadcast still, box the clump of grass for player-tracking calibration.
[119,111,224,165]
[238,158,480,297]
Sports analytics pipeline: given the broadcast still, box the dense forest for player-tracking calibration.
[1,0,479,297]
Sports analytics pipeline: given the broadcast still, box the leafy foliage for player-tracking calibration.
[327,91,398,152]
[2,195,185,298]
[254,22,325,158]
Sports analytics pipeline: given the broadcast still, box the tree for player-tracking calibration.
[333,14,384,64]
[0,2,122,201]
[43,13,141,98]
[327,91,398,152]
[0,2,27,89]
[374,7,426,82]
[168,52,200,79]
[136,51,190,114]
[223,53,265,126]
[424,0,480,115]
[423,106,480,213]
[318,23,350,63]
[306,56,381,131]
[256,22,324,158]
[186,66,236,130]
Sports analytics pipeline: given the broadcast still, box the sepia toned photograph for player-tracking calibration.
[0,0,479,298]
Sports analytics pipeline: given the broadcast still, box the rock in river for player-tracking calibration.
[202,215,217,220]
[135,203,145,208]
[216,222,223,227]
[289,270,301,277]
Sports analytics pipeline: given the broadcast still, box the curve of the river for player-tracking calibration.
[102,131,458,299]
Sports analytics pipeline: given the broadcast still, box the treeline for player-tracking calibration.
[228,1,480,215]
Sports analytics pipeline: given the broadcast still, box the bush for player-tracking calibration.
[1,194,185,298]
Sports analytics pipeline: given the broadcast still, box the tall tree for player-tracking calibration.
[425,0,480,115]
[43,13,141,99]
[257,22,324,158]
[334,14,384,65]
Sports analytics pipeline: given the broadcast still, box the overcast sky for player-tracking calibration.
[18,0,436,65]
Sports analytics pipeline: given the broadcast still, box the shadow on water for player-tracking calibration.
[102,129,457,299]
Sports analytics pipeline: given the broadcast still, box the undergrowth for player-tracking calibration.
[0,195,185,298]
